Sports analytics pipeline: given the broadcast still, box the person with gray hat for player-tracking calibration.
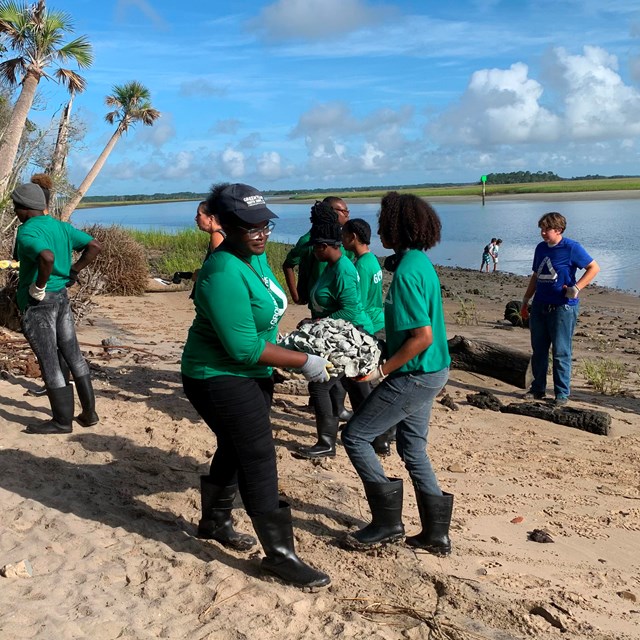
[12,182,101,434]
[181,182,331,589]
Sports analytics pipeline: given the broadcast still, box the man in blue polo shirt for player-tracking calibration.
[521,212,600,405]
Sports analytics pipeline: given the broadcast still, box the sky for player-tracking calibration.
[11,0,640,195]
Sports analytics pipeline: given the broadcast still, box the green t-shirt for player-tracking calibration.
[283,231,326,303]
[310,255,374,334]
[355,252,384,333]
[181,247,288,379]
[384,249,451,374]
[283,231,354,303]
[15,215,93,311]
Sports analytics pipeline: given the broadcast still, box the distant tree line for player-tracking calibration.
[481,171,562,184]
[83,192,205,203]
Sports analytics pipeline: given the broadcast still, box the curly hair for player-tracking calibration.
[310,204,342,245]
[31,173,53,207]
[343,218,371,245]
[378,191,441,250]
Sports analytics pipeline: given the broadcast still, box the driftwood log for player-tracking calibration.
[467,391,611,436]
[448,335,531,389]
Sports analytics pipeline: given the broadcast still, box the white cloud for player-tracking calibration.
[135,113,175,147]
[252,0,395,41]
[361,143,384,170]
[552,46,640,139]
[431,62,561,146]
[211,118,242,135]
[221,148,245,178]
[257,151,284,179]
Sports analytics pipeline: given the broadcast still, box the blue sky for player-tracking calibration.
[17,0,640,195]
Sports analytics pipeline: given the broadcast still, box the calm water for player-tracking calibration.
[72,198,640,294]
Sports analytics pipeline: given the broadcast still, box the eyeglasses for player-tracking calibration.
[333,207,349,214]
[237,221,275,239]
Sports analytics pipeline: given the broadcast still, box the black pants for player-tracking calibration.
[21,289,90,389]
[182,374,278,517]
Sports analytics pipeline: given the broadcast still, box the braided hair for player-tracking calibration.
[310,202,342,245]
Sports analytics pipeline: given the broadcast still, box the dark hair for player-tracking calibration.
[343,218,371,245]
[310,204,342,245]
[378,191,441,250]
[205,182,243,227]
[491,237,497,243]
[322,196,343,207]
[310,200,337,225]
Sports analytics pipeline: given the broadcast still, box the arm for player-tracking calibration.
[381,326,432,376]
[71,239,101,274]
[576,260,600,290]
[258,342,308,368]
[521,273,537,320]
[35,250,54,288]
[283,265,300,304]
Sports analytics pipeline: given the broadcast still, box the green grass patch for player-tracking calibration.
[581,358,627,395]
[287,177,640,201]
[128,228,292,288]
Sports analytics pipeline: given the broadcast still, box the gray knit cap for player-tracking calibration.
[11,183,46,211]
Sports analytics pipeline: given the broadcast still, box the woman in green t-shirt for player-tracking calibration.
[181,183,331,589]
[341,192,453,557]
[294,205,373,460]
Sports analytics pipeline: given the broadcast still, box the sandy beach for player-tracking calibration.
[1,266,639,639]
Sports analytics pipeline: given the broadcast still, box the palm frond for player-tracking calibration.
[54,35,92,68]
[54,67,86,93]
[0,55,24,85]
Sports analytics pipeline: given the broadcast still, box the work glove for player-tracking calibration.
[521,301,530,321]
[300,354,331,383]
[357,365,387,384]
[65,268,79,288]
[28,283,46,301]
[563,285,580,299]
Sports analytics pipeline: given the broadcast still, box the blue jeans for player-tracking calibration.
[21,289,90,389]
[341,368,449,493]
[529,301,579,399]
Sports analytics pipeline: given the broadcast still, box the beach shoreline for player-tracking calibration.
[0,267,638,639]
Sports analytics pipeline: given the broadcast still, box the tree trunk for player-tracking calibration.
[60,125,123,221]
[49,95,73,178]
[448,334,531,389]
[0,72,40,193]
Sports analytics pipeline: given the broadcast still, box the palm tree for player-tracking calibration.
[60,81,160,221]
[0,0,92,192]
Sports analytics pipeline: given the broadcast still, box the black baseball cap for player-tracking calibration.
[218,184,277,223]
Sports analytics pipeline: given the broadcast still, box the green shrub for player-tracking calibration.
[453,297,478,326]
[581,358,626,395]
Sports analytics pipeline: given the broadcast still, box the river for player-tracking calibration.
[72,197,640,294]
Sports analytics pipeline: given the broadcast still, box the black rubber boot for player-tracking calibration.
[330,380,352,422]
[406,490,454,556]
[197,477,257,551]
[372,426,396,457]
[294,414,338,459]
[344,478,405,549]
[26,385,74,435]
[74,374,99,427]
[250,501,330,588]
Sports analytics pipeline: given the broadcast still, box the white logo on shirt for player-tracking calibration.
[244,195,266,207]
[536,257,558,282]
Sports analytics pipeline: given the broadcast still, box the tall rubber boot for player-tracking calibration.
[74,374,99,427]
[250,501,330,588]
[406,489,454,556]
[294,414,338,459]
[28,352,70,397]
[197,477,257,551]
[344,478,405,549]
[330,379,352,422]
[26,385,74,435]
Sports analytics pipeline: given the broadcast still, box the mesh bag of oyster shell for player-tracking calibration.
[279,317,382,377]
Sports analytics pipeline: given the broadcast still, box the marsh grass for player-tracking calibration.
[453,297,479,326]
[129,228,292,290]
[581,358,627,395]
